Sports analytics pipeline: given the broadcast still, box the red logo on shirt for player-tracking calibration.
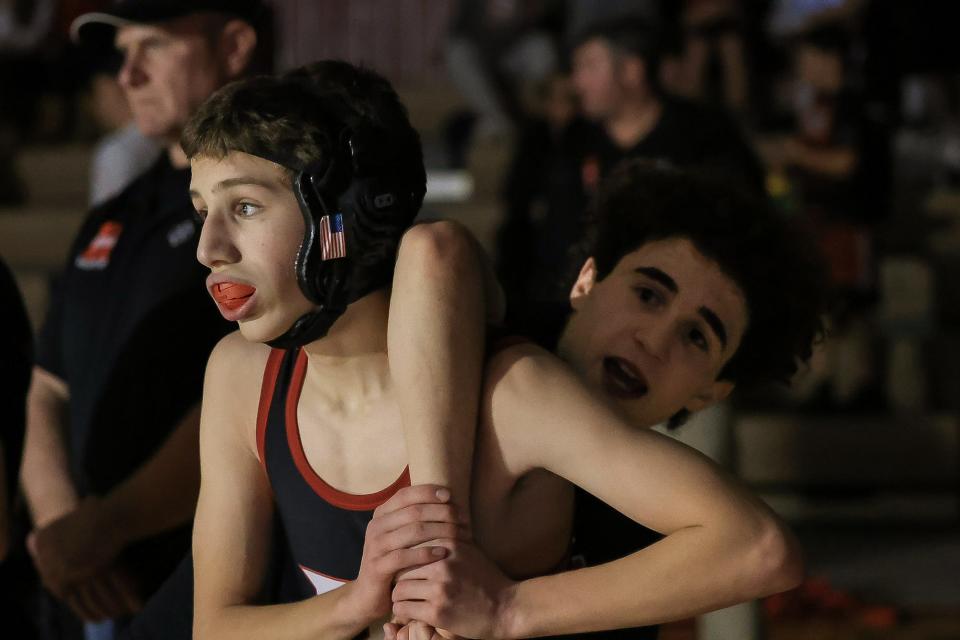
[76,221,123,270]
[581,155,601,193]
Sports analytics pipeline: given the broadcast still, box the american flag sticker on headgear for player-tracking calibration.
[319,213,346,260]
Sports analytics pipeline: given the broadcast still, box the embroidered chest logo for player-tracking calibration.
[75,221,123,270]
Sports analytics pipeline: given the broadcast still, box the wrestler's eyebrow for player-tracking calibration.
[699,307,728,350]
[189,176,284,198]
[634,267,678,293]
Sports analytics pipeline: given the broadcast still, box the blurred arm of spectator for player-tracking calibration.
[0,0,55,53]
[27,404,202,601]
[783,135,857,178]
[21,368,76,529]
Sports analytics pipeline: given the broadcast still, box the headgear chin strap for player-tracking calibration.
[265,130,415,349]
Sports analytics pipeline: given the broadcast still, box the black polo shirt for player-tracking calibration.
[584,97,766,196]
[36,153,231,592]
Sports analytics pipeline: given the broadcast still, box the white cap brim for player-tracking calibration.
[70,13,135,44]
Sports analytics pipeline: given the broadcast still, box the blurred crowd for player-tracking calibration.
[1,1,959,639]
[439,0,960,417]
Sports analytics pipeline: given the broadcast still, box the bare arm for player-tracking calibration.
[389,221,504,512]
[28,398,203,599]
[194,335,458,639]
[396,345,802,637]
[785,137,858,178]
[21,367,77,527]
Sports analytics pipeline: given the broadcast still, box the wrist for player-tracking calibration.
[97,492,134,550]
[335,580,380,632]
[493,580,523,639]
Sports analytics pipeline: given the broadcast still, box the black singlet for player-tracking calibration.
[257,347,411,599]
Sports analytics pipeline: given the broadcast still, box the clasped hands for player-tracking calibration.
[350,484,515,640]
[27,496,142,622]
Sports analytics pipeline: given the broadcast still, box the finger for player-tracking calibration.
[106,569,143,612]
[370,503,464,537]
[382,523,461,553]
[383,623,400,640]
[373,485,451,518]
[377,545,448,577]
[87,578,124,621]
[93,573,140,617]
[397,625,410,640]
[64,591,98,622]
[393,601,439,628]
[392,578,436,603]
[410,621,436,640]
[69,584,108,622]
[395,549,455,581]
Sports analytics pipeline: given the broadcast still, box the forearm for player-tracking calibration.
[197,584,373,640]
[21,371,77,526]
[390,221,496,509]
[789,143,857,178]
[101,404,201,545]
[504,517,801,637]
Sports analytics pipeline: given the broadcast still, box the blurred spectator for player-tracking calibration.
[570,17,765,192]
[662,0,750,115]
[18,2,263,638]
[444,0,563,164]
[564,0,661,43]
[496,72,595,326]
[0,0,56,204]
[86,73,160,208]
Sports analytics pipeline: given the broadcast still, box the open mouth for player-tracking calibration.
[602,357,648,399]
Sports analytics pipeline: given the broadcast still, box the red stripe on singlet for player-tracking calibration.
[256,348,286,468]
[284,349,410,511]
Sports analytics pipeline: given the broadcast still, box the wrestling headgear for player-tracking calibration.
[262,106,422,349]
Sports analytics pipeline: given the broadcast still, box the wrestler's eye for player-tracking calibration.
[193,208,207,224]
[688,327,709,352]
[633,286,664,308]
[237,202,260,217]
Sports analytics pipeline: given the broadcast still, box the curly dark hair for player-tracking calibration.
[181,60,426,302]
[585,160,828,398]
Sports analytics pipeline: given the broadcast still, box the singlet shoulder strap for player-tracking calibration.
[256,348,288,467]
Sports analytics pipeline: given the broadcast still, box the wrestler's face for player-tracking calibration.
[559,238,748,428]
[191,151,314,343]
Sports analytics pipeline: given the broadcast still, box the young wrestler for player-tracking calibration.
[387,160,827,639]
[186,64,819,639]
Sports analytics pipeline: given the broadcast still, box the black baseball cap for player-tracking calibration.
[71,0,265,45]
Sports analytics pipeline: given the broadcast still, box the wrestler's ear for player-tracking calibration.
[570,257,597,310]
[685,379,735,414]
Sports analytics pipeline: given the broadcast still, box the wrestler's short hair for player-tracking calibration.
[584,160,828,394]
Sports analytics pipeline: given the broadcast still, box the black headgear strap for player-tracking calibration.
[264,128,415,349]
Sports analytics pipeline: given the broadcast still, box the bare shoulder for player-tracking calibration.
[202,331,274,453]
[484,341,582,404]
[481,342,597,468]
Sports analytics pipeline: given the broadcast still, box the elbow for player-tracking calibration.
[745,515,805,597]
[398,220,477,278]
